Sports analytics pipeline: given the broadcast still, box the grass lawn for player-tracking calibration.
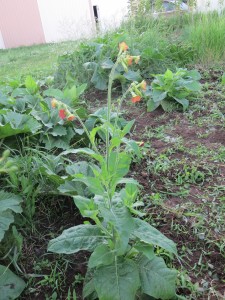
[0,40,78,81]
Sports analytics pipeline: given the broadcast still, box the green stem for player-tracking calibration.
[106,58,121,172]
[73,112,100,154]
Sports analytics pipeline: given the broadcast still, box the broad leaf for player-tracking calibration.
[0,112,41,139]
[88,244,115,268]
[132,219,177,255]
[94,259,140,300]
[0,211,14,241]
[0,265,26,300]
[0,191,23,213]
[139,256,177,299]
[152,90,167,102]
[25,75,38,95]
[48,225,106,254]
[147,99,161,112]
[43,88,64,99]
[99,199,134,254]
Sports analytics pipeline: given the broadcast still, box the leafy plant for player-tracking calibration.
[147,68,201,112]
[48,43,177,300]
[0,76,87,150]
[0,150,26,299]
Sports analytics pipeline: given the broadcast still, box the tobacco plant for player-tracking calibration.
[147,68,201,112]
[48,43,178,300]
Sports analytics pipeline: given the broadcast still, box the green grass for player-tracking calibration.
[0,40,78,81]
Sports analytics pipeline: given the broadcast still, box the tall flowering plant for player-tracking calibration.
[48,43,178,300]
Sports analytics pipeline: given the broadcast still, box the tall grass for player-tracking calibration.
[182,11,225,65]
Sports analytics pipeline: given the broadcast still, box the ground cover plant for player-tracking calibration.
[0,7,225,300]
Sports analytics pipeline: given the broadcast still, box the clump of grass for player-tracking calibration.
[182,11,225,65]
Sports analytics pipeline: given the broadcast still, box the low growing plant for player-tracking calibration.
[48,43,178,300]
[0,150,26,299]
[147,68,201,112]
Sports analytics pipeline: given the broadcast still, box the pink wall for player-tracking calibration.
[0,0,45,48]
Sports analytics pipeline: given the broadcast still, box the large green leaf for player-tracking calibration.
[147,99,161,112]
[152,90,167,102]
[0,191,23,213]
[48,225,106,254]
[99,199,134,254]
[0,265,26,300]
[132,219,177,255]
[94,259,140,300]
[0,191,23,241]
[139,256,177,299]
[88,244,115,269]
[25,75,39,95]
[0,112,41,139]
[0,211,14,241]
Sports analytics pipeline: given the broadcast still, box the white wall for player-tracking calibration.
[196,0,225,11]
[0,31,5,49]
[37,0,96,43]
[92,0,129,31]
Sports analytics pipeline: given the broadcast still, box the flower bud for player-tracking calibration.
[119,42,128,52]
[51,98,58,108]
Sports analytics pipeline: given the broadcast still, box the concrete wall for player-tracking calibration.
[196,0,225,12]
[0,0,45,49]
[92,0,129,31]
[37,0,95,43]
[0,31,5,49]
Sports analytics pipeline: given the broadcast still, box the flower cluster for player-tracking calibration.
[51,98,75,121]
[118,42,147,104]
[130,80,147,103]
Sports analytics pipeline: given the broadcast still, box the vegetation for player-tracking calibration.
[0,7,225,300]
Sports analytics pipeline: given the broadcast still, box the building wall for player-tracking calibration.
[92,0,129,31]
[0,31,5,49]
[0,0,45,49]
[196,0,225,11]
[37,0,95,43]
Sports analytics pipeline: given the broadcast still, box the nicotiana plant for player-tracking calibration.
[48,42,178,300]
[147,68,201,112]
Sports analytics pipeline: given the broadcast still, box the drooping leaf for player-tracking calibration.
[139,256,177,299]
[0,265,26,300]
[94,259,140,300]
[0,112,41,139]
[0,211,14,241]
[147,99,161,112]
[0,191,23,214]
[132,219,177,255]
[48,225,106,254]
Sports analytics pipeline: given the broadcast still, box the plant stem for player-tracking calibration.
[73,112,99,154]
[106,58,121,172]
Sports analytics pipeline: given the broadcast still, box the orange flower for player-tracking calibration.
[119,42,128,52]
[140,80,147,91]
[59,109,67,119]
[67,114,75,121]
[126,55,133,66]
[51,98,58,108]
[131,95,141,103]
